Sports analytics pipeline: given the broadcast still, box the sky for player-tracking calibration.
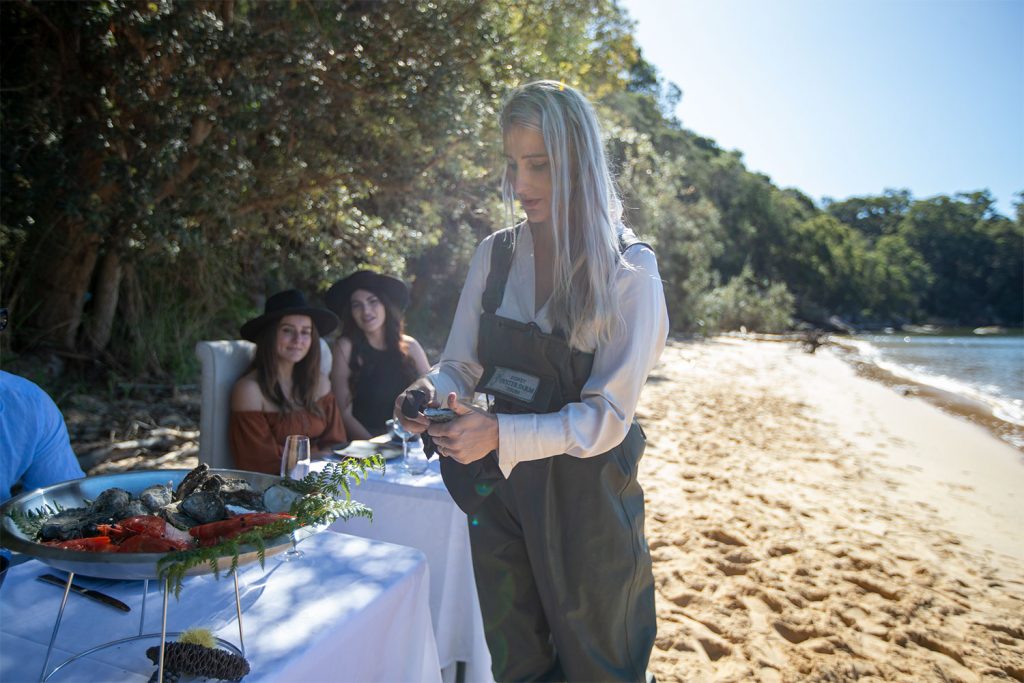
[619,0,1023,217]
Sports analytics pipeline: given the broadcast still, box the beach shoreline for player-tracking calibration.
[827,336,1023,453]
[639,337,1024,681]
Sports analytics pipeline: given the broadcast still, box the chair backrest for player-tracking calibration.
[195,339,333,469]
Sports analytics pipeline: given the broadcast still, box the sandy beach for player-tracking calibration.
[638,337,1024,682]
[52,335,1023,681]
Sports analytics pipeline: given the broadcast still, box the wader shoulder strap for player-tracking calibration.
[482,224,651,315]
[481,226,521,314]
[618,225,652,255]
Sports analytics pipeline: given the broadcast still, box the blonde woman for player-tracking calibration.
[396,81,668,681]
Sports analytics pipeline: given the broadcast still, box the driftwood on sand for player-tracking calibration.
[65,385,201,476]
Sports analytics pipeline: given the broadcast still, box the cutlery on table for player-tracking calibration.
[36,573,131,613]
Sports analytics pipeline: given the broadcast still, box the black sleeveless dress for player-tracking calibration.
[351,343,416,436]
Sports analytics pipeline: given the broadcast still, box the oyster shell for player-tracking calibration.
[159,501,199,531]
[39,507,92,541]
[90,487,133,521]
[262,484,303,514]
[180,491,226,524]
[175,464,212,500]
[140,484,175,511]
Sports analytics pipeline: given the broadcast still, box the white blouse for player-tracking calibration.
[428,226,668,478]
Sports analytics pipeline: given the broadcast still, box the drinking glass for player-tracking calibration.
[279,435,310,560]
[388,419,430,476]
[388,419,417,474]
[280,435,311,478]
[404,436,429,475]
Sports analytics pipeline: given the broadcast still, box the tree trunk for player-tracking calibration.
[32,216,102,350]
[121,262,145,349]
[84,248,123,354]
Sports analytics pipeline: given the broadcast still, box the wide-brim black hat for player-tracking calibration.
[240,289,339,342]
[325,270,410,315]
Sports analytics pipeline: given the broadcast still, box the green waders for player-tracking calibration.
[440,227,657,682]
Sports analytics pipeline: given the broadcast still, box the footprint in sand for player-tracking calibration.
[844,602,899,640]
[773,620,829,644]
[667,591,697,608]
[843,574,901,601]
[703,528,748,546]
[898,630,966,666]
[767,544,798,557]
[979,622,1024,640]
[716,560,748,576]
[697,636,732,661]
[725,549,759,564]
[796,586,830,602]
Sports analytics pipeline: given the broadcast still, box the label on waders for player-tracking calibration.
[482,366,541,404]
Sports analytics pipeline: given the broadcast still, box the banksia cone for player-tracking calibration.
[145,642,250,682]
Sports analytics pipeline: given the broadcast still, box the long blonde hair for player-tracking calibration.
[499,80,625,348]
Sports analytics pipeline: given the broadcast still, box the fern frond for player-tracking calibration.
[5,502,67,538]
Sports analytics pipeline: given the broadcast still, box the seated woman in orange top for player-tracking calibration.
[230,289,347,474]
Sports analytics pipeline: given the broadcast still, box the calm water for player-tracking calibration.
[848,332,1024,429]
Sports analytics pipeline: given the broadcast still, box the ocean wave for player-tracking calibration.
[870,357,1024,427]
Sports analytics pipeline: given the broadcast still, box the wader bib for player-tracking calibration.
[441,227,657,682]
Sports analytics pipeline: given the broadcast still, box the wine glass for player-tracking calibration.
[280,435,310,560]
[280,434,311,478]
[404,436,429,475]
[388,419,415,473]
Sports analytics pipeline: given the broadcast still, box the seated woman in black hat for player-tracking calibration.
[230,289,347,474]
[325,271,430,440]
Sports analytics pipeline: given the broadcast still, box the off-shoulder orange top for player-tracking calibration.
[229,394,347,474]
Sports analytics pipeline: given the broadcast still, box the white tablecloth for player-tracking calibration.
[302,455,494,683]
[0,531,440,683]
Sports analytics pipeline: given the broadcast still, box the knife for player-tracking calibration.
[37,574,131,613]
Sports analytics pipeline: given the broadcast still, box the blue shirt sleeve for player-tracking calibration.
[0,371,85,502]
[20,391,85,492]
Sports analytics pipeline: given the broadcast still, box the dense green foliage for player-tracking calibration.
[2,0,1020,382]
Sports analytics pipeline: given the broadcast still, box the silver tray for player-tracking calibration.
[0,468,293,580]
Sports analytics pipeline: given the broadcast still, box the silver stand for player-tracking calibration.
[39,570,246,682]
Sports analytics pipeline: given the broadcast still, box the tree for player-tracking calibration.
[897,192,1020,324]
[2,0,651,376]
[824,189,911,242]
[861,234,932,322]
[782,214,871,319]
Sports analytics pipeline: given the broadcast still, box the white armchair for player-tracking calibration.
[195,339,333,469]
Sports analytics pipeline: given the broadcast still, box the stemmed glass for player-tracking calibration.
[280,435,310,560]
[280,434,311,478]
[388,419,415,473]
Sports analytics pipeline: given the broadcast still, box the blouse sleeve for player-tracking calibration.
[494,246,668,477]
[314,394,348,450]
[230,411,282,475]
[427,235,493,400]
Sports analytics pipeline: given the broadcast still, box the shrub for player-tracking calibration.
[696,266,795,333]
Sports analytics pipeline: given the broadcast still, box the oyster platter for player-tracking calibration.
[0,460,380,585]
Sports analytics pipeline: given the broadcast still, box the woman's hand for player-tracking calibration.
[428,392,498,464]
[393,377,435,435]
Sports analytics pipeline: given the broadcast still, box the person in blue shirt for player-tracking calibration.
[0,370,85,503]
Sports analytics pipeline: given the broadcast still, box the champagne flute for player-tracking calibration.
[280,435,310,560]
